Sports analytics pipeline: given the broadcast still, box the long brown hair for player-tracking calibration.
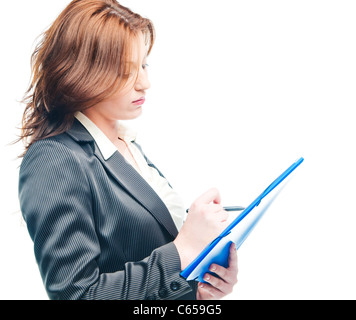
[20,0,154,155]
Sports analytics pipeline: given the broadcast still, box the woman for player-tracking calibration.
[18,0,238,300]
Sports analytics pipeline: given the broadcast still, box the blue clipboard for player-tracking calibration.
[180,157,304,282]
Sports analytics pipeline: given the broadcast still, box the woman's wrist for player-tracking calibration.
[173,236,195,271]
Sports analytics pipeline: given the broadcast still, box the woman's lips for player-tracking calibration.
[132,97,145,106]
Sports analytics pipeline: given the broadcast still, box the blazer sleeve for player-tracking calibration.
[19,139,194,300]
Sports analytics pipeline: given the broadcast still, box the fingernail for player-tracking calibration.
[204,274,210,281]
[209,265,216,272]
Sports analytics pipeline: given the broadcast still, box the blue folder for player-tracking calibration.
[180,157,304,282]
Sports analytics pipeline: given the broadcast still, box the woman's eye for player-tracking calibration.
[142,63,149,69]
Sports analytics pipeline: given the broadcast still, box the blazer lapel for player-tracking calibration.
[132,141,172,188]
[66,120,179,239]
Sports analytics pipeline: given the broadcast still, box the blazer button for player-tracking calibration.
[158,288,168,298]
[170,281,180,291]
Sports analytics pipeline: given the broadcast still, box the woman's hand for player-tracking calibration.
[197,242,238,300]
[174,188,229,270]
[173,188,239,299]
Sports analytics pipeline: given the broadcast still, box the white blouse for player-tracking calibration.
[74,112,185,230]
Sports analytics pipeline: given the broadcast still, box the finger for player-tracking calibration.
[195,188,221,206]
[228,242,238,270]
[210,210,229,225]
[198,282,225,300]
[202,204,228,220]
[209,264,227,283]
[202,273,232,296]
[220,209,229,222]
[205,203,224,214]
[209,261,237,286]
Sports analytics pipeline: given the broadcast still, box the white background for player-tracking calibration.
[1,0,355,300]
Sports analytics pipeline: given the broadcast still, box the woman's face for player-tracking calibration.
[86,33,151,122]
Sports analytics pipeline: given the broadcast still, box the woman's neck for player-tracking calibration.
[81,109,120,144]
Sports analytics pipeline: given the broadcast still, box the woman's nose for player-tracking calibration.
[135,67,151,92]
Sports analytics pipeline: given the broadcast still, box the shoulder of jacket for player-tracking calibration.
[22,134,93,168]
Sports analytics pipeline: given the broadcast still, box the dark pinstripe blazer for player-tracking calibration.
[19,120,197,300]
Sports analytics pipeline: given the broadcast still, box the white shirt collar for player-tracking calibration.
[74,112,137,160]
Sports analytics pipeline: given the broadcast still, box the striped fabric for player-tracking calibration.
[18,120,197,300]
